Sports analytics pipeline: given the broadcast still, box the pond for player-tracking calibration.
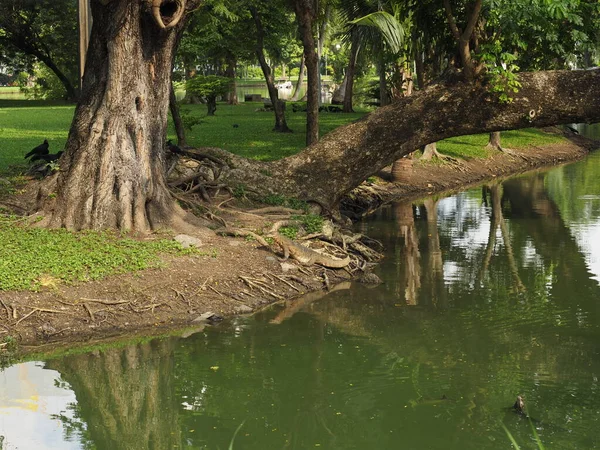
[1,144,600,449]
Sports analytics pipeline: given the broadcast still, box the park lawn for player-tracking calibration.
[0,87,26,100]
[0,99,566,172]
[437,128,565,159]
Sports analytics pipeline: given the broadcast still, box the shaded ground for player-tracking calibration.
[0,130,596,351]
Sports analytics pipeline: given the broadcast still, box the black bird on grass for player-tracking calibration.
[31,151,63,163]
[24,139,49,159]
[166,139,184,155]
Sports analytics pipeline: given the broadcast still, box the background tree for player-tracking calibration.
[293,0,320,145]
[186,74,232,116]
[249,1,293,132]
[0,0,79,100]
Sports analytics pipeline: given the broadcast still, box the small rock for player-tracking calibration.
[266,256,277,262]
[228,240,241,247]
[234,305,253,314]
[175,234,203,248]
[192,311,224,324]
[358,272,382,285]
[280,262,298,272]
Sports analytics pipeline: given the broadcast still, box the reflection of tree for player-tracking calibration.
[47,340,180,450]
[422,198,447,308]
[393,201,421,305]
[478,184,526,292]
[503,174,600,304]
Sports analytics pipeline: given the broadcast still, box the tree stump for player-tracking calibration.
[391,158,413,183]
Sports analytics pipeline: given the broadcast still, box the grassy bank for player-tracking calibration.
[0,215,199,291]
[0,99,567,292]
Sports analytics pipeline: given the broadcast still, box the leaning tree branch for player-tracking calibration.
[206,69,600,212]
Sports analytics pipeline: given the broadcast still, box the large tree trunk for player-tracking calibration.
[250,7,291,133]
[38,0,199,232]
[343,33,360,113]
[294,0,320,146]
[209,69,600,213]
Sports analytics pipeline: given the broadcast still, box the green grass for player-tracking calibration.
[0,100,74,173]
[437,128,565,159]
[0,215,198,291]
[0,87,26,100]
[171,102,367,160]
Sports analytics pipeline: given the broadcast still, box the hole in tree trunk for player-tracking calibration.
[135,96,143,111]
[160,1,178,23]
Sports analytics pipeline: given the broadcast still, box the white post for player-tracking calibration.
[78,0,92,90]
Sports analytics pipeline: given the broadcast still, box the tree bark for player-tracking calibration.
[250,7,291,133]
[209,69,600,213]
[169,82,186,146]
[291,54,305,101]
[38,0,200,232]
[294,0,320,146]
[343,33,360,113]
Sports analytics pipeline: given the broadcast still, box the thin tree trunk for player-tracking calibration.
[443,0,483,82]
[414,43,426,90]
[487,131,506,151]
[34,50,79,101]
[343,33,360,113]
[225,54,238,105]
[250,7,291,132]
[169,82,186,147]
[294,0,320,145]
[38,0,199,232]
[291,54,305,101]
[378,55,390,107]
[420,142,442,160]
[316,4,331,108]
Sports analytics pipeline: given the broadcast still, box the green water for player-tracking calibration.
[2,151,600,449]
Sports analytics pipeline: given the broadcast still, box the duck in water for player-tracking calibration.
[513,395,526,415]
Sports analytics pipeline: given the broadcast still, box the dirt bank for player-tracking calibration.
[1,131,596,351]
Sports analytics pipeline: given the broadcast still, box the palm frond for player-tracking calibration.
[349,10,405,54]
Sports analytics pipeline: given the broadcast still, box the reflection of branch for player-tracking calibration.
[478,185,526,292]
[477,186,498,286]
[270,282,352,324]
[499,216,527,293]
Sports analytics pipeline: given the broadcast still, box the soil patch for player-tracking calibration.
[1,131,597,352]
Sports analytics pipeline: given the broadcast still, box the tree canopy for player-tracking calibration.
[3,0,597,231]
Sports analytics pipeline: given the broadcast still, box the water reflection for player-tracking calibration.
[3,153,600,449]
